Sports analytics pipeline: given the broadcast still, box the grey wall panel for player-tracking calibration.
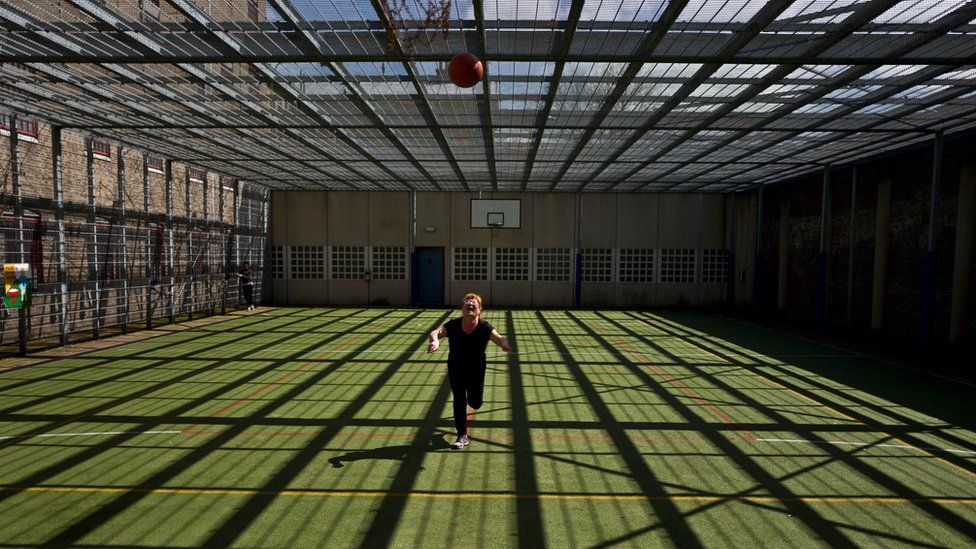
[328,191,368,245]
[286,191,326,244]
[288,280,327,305]
[617,194,659,248]
[581,193,618,248]
[533,193,575,247]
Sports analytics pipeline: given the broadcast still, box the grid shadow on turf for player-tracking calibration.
[0,308,973,547]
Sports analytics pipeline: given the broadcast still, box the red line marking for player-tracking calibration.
[183,323,388,435]
[593,323,755,442]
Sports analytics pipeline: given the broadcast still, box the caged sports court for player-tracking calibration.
[1,0,976,546]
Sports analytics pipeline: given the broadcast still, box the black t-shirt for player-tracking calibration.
[444,317,494,365]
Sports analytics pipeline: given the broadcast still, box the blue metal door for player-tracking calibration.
[416,247,444,304]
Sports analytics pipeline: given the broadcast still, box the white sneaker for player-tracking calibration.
[452,434,469,449]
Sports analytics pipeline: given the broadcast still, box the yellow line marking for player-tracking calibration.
[3,485,976,505]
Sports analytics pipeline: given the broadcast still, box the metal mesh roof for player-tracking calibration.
[2,0,976,191]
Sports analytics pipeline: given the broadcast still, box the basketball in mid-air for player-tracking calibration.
[448,53,483,88]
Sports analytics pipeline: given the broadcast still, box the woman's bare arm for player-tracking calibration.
[427,326,447,353]
[489,329,512,353]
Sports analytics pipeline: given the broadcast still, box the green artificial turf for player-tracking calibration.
[0,308,974,547]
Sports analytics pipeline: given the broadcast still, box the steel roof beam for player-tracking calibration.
[165,0,418,190]
[518,0,587,192]
[647,3,976,191]
[606,0,923,190]
[548,0,793,192]
[472,0,498,191]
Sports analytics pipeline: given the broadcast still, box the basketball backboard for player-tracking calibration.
[471,199,520,229]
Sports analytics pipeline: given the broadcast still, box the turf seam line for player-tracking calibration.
[0,430,181,441]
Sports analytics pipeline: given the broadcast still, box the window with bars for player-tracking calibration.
[147,156,164,174]
[331,246,365,279]
[291,246,325,279]
[91,138,111,160]
[660,249,696,283]
[701,249,728,283]
[270,246,285,279]
[189,168,205,183]
[618,248,655,282]
[535,248,571,282]
[0,115,39,139]
[371,246,406,280]
[581,248,613,282]
[247,0,259,21]
[453,247,488,280]
[494,248,529,281]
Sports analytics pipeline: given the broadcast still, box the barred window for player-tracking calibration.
[660,249,696,283]
[371,246,406,280]
[290,245,325,279]
[270,246,285,279]
[453,247,488,281]
[535,248,571,282]
[618,248,654,283]
[702,249,728,283]
[581,248,613,282]
[331,245,365,279]
[494,247,529,281]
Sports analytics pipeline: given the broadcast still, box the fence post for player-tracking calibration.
[52,126,69,346]
[117,146,128,334]
[165,160,175,324]
[9,114,27,354]
[86,137,100,340]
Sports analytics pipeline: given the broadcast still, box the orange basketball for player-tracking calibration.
[448,52,483,88]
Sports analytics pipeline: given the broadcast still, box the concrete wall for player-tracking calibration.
[270,191,731,308]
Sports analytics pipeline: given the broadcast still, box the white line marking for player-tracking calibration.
[0,430,182,442]
[756,437,976,456]
[249,348,858,359]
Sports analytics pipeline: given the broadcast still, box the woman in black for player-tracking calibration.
[427,293,511,449]
[238,261,255,311]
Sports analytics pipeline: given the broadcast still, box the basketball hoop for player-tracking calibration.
[381,0,452,53]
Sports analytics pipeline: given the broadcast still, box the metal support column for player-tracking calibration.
[165,160,175,324]
[752,185,764,315]
[233,181,241,309]
[409,190,417,307]
[574,191,583,309]
[52,127,69,346]
[185,168,193,320]
[846,167,857,325]
[816,166,830,330]
[143,153,152,329]
[204,172,212,315]
[921,131,943,355]
[116,146,128,334]
[86,137,100,340]
[259,188,269,307]
[9,114,27,354]
[219,178,228,315]
[727,192,737,307]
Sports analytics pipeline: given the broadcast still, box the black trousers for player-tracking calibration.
[447,360,486,436]
[242,284,254,306]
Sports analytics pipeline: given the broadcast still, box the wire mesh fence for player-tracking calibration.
[1,120,269,355]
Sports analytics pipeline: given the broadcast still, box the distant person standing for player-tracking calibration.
[427,293,511,449]
[238,261,255,311]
